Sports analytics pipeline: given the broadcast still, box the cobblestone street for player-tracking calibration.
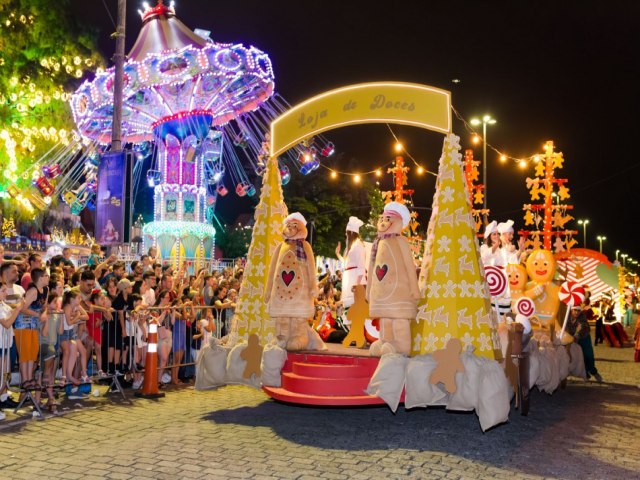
[1,334,639,480]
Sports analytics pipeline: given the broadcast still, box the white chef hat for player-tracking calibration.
[497,220,514,234]
[346,216,364,233]
[383,201,410,228]
[483,220,498,238]
[283,212,307,226]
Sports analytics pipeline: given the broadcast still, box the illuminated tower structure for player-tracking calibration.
[519,141,577,252]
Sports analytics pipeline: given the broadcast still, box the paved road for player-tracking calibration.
[1,332,639,480]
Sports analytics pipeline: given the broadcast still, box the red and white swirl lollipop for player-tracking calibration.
[484,265,508,297]
[559,281,586,307]
[558,281,586,340]
[514,297,535,317]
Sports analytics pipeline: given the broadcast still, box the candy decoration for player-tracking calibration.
[558,281,585,306]
[484,265,508,297]
[558,281,586,341]
[514,297,535,317]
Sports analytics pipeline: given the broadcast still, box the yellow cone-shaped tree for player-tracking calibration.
[411,134,501,360]
[235,155,288,342]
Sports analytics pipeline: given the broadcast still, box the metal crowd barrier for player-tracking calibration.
[1,303,231,414]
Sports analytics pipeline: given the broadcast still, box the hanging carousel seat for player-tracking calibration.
[216,184,228,196]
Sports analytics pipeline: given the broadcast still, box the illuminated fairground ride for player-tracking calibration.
[10,1,331,267]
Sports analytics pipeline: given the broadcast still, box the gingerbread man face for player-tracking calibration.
[377,213,403,235]
[507,263,528,291]
[283,219,307,240]
[525,249,555,283]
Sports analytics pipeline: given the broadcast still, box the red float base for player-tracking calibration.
[263,346,402,406]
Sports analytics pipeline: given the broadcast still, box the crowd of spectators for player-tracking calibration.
[0,243,243,418]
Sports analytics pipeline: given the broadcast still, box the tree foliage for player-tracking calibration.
[282,164,382,258]
[0,0,104,197]
[216,224,253,259]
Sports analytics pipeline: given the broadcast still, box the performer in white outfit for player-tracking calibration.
[340,216,367,309]
[480,220,503,267]
[497,220,524,265]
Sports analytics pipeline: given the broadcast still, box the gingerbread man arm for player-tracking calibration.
[264,243,283,303]
[303,240,317,297]
[397,237,420,300]
[365,246,377,303]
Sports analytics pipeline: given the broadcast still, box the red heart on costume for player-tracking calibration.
[281,270,295,287]
[375,264,388,281]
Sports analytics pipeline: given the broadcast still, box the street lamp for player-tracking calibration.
[577,219,589,248]
[621,253,628,267]
[616,249,620,262]
[470,115,496,224]
[596,235,606,253]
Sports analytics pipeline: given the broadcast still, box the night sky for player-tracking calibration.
[70,0,640,264]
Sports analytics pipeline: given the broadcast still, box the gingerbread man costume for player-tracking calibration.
[366,202,420,356]
[264,212,320,351]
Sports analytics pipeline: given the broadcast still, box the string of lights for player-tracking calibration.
[452,105,542,168]
[319,124,434,182]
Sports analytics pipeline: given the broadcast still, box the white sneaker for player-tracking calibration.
[0,410,6,420]
[132,379,143,390]
[161,373,171,384]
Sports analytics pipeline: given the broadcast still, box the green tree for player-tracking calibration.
[282,166,381,258]
[0,0,103,205]
[216,224,253,259]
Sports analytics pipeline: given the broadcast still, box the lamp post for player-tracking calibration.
[616,249,620,262]
[596,235,606,254]
[621,253,628,268]
[470,115,496,225]
[577,219,589,248]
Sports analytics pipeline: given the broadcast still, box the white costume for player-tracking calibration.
[342,216,367,309]
[497,220,520,265]
[480,221,503,266]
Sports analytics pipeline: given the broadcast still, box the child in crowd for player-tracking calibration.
[87,244,102,267]
[60,290,89,386]
[37,292,64,413]
[0,281,24,419]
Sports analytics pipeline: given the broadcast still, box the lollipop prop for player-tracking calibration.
[558,281,586,339]
[484,265,508,321]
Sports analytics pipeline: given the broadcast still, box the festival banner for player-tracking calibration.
[95,151,126,245]
[270,82,451,157]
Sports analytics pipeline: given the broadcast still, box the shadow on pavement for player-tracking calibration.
[203,380,640,479]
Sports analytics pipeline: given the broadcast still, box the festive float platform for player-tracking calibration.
[263,345,404,406]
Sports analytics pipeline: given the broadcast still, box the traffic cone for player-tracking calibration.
[135,319,165,398]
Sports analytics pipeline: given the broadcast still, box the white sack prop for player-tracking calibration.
[524,339,540,390]
[537,344,560,394]
[556,343,570,380]
[404,355,448,409]
[261,338,288,387]
[366,353,408,413]
[195,337,229,390]
[306,326,328,351]
[477,357,511,432]
[226,342,261,387]
[447,352,483,412]
[567,342,586,378]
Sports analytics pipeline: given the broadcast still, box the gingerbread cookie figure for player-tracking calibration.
[507,263,543,305]
[264,212,320,351]
[366,202,420,356]
[525,249,560,335]
[429,338,465,394]
[240,333,264,379]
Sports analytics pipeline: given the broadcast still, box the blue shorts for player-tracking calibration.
[59,329,77,342]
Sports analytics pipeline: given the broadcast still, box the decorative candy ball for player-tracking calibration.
[558,281,585,306]
[484,265,508,297]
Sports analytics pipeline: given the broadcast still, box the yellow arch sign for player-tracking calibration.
[270,82,451,157]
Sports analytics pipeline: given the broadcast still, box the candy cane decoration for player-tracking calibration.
[558,281,586,339]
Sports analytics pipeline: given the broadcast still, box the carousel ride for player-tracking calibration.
[5,1,332,265]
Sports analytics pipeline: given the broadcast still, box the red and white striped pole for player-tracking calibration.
[135,318,165,398]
